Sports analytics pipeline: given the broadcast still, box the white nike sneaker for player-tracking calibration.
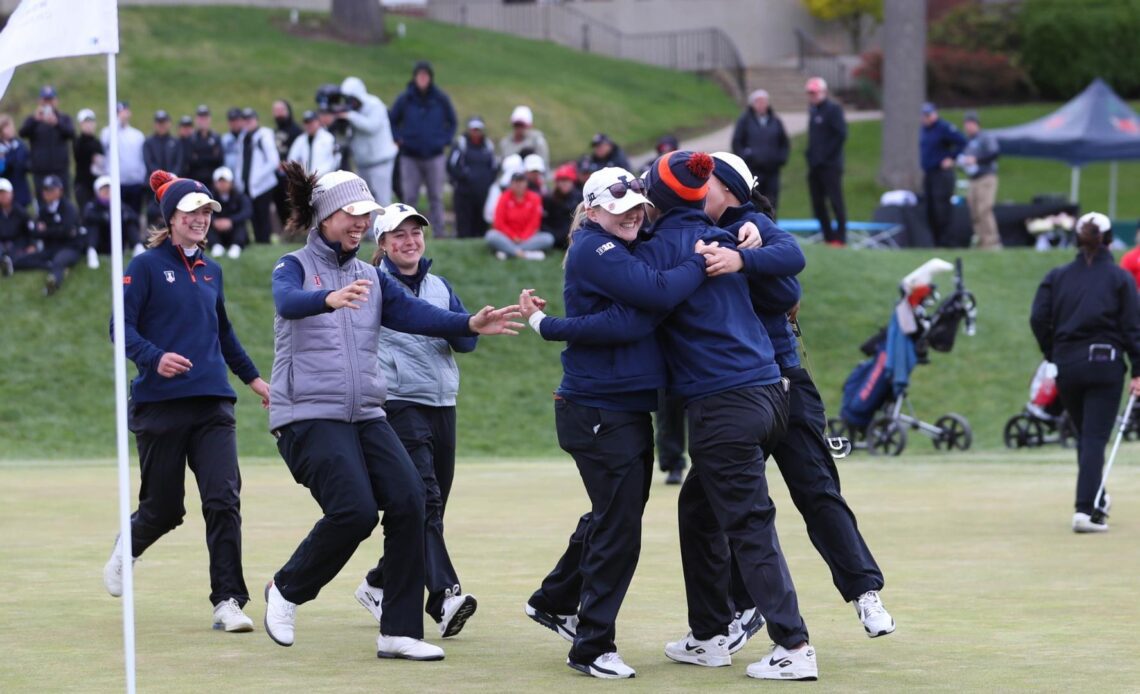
[438,585,477,638]
[354,579,384,625]
[376,634,444,661]
[1073,512,1109,533]
[665,631,731,667]
[727,607,766,655]
[853,590,896,637]
[86,247,100,269]
[212,598,254,632]
[524,602,577,642]
[567,651,636,679]
[211,243,225,258]
[102,535,135,598]
[746,644,818,681]
[264,581,296,647]
[227,244,242,259]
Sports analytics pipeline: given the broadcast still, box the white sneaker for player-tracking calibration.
[853,590,896,637]
[493,250,509,261]
[438,584,477,638]
[102,535,135,598]
[212,598,254,632]
[354,579,383,625]
[264,581,296,647]
[376,634,444,661]
[727,607,766,655]
[211,243,225,258]
[746,644,818,681]
[522,249,546,261]
[567,651,636,679]
[524,602,577,642]
[664,631,731,667]
[1073,512,1109,533]
[86,247,100,269]
[227,244,242,259]
[132,243,146,256]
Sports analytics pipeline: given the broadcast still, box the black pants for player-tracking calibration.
[538,398,653,665]
[453,190,489,239]
[754,169,781,218]
[120,184,146,223]
[1056,356,1125,514]
[12,245,81,286]
[212,223,249,250]
[250,189,275,244]
[807,165,846,244]
[924,168,957,247]
[655,389,687,473]
[273,417,426,638]
[128,397,248,607]
[677,383,809,648]
[365,402,460,621]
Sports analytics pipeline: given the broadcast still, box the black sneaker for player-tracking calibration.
[665,468,684,485]
[524,602,577,642]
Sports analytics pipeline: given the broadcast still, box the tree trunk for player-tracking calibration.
[877,0,925,191]
[331,0,386,44]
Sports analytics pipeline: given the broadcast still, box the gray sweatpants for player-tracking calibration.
[358,159,396,207]
[484,229,555,256]
[400,153,447,236]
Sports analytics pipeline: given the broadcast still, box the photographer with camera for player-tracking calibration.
[20,86,75,206]
[334,77,398,206]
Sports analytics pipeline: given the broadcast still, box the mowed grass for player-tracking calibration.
[0,453,1138,692]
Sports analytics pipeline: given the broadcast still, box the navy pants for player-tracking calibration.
[537,398,653,665]
[273,418,426,638]
[1057,357,1125,514]
[12,245,81,285]
[128,397,248,607]
[924,168,957,247]
[677,383,809,648]
[365,401,460,622]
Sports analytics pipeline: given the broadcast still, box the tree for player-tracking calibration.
[331,0,386,44]
[877,0,925,192]
[802,0,883,53]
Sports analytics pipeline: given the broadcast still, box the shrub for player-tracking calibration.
[928,0,1022,54]
[1018,0,1140,98]
[853,45,1032,106]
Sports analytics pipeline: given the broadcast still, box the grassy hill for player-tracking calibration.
[1,6,737,165]
[0,241,1074,460]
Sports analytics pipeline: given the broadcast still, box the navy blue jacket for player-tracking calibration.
[120,240,260,404]
[382,256,478,353]
[389,83,458,159]
[920,118,967,172]
[806,98,847,170]
[539,219,707,411]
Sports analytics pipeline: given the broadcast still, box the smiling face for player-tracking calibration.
[170,205,213,248]
[587,204,644,243]
[379,220,426,274]
[321,209,371,252]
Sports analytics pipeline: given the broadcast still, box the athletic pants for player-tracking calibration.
[807,165,846,244]
[400,154,447,236]
[535,398,654,665]
[365,401,460,622]
[357,159,396,207]
[654,389,687,473]
[1057,356,1125,515]
[677,383,809,648]
[924,168,957,247]
[273,417,427,638]
[249,189,274,244]
[453,190,489,239]
[128,397,248,607]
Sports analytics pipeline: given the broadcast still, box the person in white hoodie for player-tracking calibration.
[286,110,338,177]
[339,76,398,205]
[233,107,280,244]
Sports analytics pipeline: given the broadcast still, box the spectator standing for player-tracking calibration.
[577,133,631,182]
[272,99,304,226]
[234,108,280,244]
[0,178,32,275]
[11,175,84,295]
[731,89,789,215]
[73,108,105,215]
[19,85,75,204]
[447,116,497,239]
[0,115,33,209]
[208,166,252,260]
[144,110,186,226]
[919,102,967,247]
[485,171,552,261]
[498,105,549,169]
[286,110,338,177]
[542,163,583,249]
[82,175,140,267]
[805,77,848,246]
[339,77,399,205]
[958,111,1001,250]
[389,61,457,235]
[101,101,148,240]
[220,107,244,176]
[177,115,194,177]
[186,105,224,187]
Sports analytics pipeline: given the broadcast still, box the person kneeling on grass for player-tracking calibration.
[263,162,521,661]
[103,170,271,634]
[484,170,554,261]
[353,203,479,639]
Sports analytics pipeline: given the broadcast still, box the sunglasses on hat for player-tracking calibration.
[588,178,646,205]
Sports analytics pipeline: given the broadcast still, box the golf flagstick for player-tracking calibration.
[1095,392,1137,513]
[792,317,852,459]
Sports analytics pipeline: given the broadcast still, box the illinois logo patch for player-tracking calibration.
[313,274,322,287]
[164,270,175,283]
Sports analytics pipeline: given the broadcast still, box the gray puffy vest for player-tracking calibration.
[269,229,387,430]
[377,268,460,407]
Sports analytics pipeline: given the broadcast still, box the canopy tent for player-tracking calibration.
[989,78,1140,218]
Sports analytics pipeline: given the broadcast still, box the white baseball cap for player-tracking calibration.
[523,153,546,173]
[213,166,234,182]
[77,108,96,122]
[176,191,222,214]
[1077,211,1112,234]
[0,178,12,193]
[510,105,533,126]
[583,167,652,214]
[373,203,430,241]
[93,175,111,192]
[498,153,524,187]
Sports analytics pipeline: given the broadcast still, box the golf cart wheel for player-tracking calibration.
[827,417,849,440]
[1003,414,1043,449]
[867,417,906,457]
[934,413,972,451]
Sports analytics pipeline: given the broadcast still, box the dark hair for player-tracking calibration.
[752,191,775,221]
[1076,220,1110,262]
[283,160,318,235]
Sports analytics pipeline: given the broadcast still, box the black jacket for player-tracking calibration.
[578,145,632,179]
[1030,247,1140,375]
[447,134,497,194]
[82,198,139,254]
[805,98,847,170]
[731,107,789,174]
[19,112,75,174]
[542,187,583,248]
[0,205,32,253]
[144,133,185,178]
[34,199,83,251]
[210,190,253,239]
[73,133,104,189]
[185,130,225,186]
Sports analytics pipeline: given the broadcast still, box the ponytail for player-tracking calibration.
[563,202,589,269]
[752,191,775,221]
[283,160,318,236]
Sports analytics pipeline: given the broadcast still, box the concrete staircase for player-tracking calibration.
[744,65,812,112]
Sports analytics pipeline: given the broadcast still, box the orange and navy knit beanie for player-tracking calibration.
[150,170,217,225]
[644,150,713,211]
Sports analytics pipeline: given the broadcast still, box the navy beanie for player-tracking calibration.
[644,150,713,211]
[150,171,215,225]
[711,158,753,207]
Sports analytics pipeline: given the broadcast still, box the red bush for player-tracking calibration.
[853,45,1032,106]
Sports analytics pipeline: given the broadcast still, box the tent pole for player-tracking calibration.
[1109,161,1118,219]
[1070,167,1080,206]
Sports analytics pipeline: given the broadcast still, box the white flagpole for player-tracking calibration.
[105,50,137,694]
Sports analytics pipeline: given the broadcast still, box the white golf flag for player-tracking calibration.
[0,0,119,99]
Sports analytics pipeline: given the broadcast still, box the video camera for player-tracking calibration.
[315,84,351,115]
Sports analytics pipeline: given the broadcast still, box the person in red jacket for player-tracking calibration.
[1120,224,1140,290]
[484,171,553,261]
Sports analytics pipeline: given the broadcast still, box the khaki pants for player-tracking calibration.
[967,174,1001,249]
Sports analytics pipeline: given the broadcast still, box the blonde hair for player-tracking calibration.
[144,215,208,251]
[562,202,590,268]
